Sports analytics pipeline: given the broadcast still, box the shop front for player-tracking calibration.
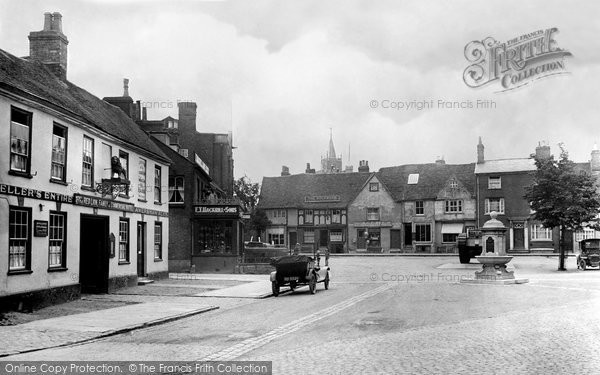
[191,201,244,272]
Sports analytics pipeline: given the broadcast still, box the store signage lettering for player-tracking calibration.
[0,183,73,203]
[304,195,340,203]
[74,194,168,217]
[194,206,238,214]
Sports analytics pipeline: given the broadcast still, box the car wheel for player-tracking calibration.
[324,274,330,290]
[580,260,587,271]
[459,252,470,264]
[309,274,317,294]
[272,281,280,297]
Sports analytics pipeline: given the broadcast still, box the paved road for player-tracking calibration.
[6,256,600,374]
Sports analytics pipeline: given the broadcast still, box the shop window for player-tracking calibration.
[415,223,431,242]
[8,207,31,272]
[445,200,463,213]
[194,221,233,254]
[138,159,147,200]
[154,222,162,259]
[415,201,424,215]
[169,176,185,204]
[119,218,130,263]
[9,107,32,174]
[442,233,458,243]
[329,230,343,242]
[82,136,94,187]
[268,233,285,246]
[304,229,315,243]
[51,124,67,181]
[48,212,67,269]
[367,229,381,247]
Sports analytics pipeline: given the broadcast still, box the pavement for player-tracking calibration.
[0,273,271,357]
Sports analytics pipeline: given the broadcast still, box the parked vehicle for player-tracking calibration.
[577,238,600,270]
[270,253,330,296]
[457,229,483,264]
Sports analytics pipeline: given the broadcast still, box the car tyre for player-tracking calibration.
[272,281,280,297]
[459,252,470,264]
[324,274,330,290]
[580,260,587,271]
[309,274,317,294]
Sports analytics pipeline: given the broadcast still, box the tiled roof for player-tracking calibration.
[377,163,476,201]
[0,49,169,162]
[258,172,372,209]
[474,158,536,174]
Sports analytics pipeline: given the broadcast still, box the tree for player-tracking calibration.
[233,175,260,213]
[247,208,271,241]
[525,144,600,270]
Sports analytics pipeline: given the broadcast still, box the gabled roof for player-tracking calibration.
[258,172,372,209]
[377,163,476,201]
[474,158,536,174]
[0,49,169,162]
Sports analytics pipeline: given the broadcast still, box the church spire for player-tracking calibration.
[328,128,336,159]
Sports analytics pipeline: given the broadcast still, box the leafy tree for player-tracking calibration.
[248,208,271,241]
[233,175,260,213]
[525,144,600,270]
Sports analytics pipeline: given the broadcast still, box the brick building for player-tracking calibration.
[0,13,170,308]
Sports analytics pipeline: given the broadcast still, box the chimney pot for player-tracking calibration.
[43,12,52,31]
[51,12,63,32]
[142,107,147,121]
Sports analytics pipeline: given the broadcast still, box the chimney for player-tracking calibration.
[477,137,484,164]
[178,102,197,134]
[535,141,551,160]
[123,78,130,97]
[281,166,290,176]
[435,156,446,165]
[103,78,134,117]
[142,107,147,121]
[305,163,315,174]
[591,144,600,172]
[29,12,69,80]
[358,160,370,173]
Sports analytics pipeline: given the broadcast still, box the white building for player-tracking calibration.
[0,13,171,309]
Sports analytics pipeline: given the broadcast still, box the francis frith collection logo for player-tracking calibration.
[463,28,572,92]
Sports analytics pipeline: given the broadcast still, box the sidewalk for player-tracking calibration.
[0,301,218,357]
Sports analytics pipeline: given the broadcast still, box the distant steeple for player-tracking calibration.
[328,127,336,159]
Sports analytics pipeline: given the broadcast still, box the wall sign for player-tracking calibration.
[34,220,49,237]
[0,183,73,203]
[73,194,168,217]
[194,205,239,215]
[304,195,341,203]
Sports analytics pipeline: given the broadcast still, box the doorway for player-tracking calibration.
[80,215,109,293]
[289,232,297,249]
[319,229,328,248]
[391,229,401,249]
[404,223,413,246]
[137,222,146,277]
[513,222,525,249]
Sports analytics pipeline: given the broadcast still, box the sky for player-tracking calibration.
[1,0,599,183]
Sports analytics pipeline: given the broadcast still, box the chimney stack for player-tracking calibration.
[477,137,484,164]
[281,166,290,176]
[305,163,315,174]
[29,12,69,80]
[435,156,445,165]
[535,141,551,160]
[358,160,370,173]
[178,102,197,135]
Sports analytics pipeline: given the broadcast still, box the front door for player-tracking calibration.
[80,215,109,293]
[319,229,328,247]
[137,222,146,277]
[391,229,401,249]
[513,222,525,249]
[289,232,297,249]
[357,229,366,249]
[404,223,413,246]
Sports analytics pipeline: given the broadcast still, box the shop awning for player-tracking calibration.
[441,223,464,234]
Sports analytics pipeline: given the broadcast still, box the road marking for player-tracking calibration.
[200,284,390,361]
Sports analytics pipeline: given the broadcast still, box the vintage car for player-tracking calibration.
[270,253,330,296]
[577,238,600,270]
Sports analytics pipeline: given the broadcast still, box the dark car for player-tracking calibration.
[577,239,600,270]
[270,254,330,296]
[457,230,483,264]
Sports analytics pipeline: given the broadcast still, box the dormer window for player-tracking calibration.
[408,174,419,184]
[369,182,379,192]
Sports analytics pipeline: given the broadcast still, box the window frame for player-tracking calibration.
[48,211,67,270]
[485,198,505,214]
[138,158,147,201]
[415,223,431,242]
[169,175,185,204]
[445,199,463,213]
[81,136,94,188]
[154,165,162,204]
[154,221,163,260]
[366,207,380,221]
[531,224,552,241]
[488,176,502,190]
[303,228,315,244]
[9,106,33,177]
[369,182,380,192]
[8,206,32,274]
[415,201,424,216]
[50,123,68,182]
[118,218,130,263]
